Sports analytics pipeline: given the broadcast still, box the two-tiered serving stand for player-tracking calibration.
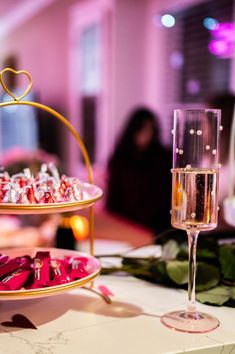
[0,68,105,301]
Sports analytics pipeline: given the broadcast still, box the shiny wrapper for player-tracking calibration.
[0,254,9,265]
[69,257,89,280]
[0,163,89,204]
[0,258,20,279]
[0,252,92,291]
[16,191,29,204]
[31,252,50,288]
[26,186,38,204]
[0,269,30,290]
[50,259,69,285]
[39,191,55,204]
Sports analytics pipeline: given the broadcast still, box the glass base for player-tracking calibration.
[161,310,220,333]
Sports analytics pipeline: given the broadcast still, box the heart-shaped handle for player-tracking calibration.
[0,68,33,101]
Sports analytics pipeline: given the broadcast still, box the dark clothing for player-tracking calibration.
[106,143,172,233]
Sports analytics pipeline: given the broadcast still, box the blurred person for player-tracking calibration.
[0,55,38,158]
[207,93,235,230]
[207,93,235,202]
[106,107,172,234]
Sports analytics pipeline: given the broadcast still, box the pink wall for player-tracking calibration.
[112,0,149,141]
[0,0,215,166]
[0,0,80,111]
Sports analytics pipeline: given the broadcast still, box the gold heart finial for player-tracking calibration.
[0,68,33,101]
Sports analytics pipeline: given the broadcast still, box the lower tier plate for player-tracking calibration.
[0,247,101,300]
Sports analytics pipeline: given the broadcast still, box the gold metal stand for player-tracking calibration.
[0,68,112,302]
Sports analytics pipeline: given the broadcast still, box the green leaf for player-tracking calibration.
[196,248,217,260]
[219,245,235,281]
[162,240,180,260]
[196,286,232,306]
[166,260,220,289]
[231,287,235,301]
[166,261,188,284]
[196,263,220,291]
[151,260,166,275]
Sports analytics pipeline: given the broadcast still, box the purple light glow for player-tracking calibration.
[211,22,235,41]
[208,39,233,58]
[170,51,184,69]
[186,79,201,95]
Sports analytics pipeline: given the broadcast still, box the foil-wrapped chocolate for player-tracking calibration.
[0,163,88,204]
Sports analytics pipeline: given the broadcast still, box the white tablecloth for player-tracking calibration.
[0,275,234,354]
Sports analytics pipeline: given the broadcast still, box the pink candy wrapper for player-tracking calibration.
[0,258,21,279]
[0,269,30,290]
[69,257,89,280]
[31,252,50,288]
[0,254,9,266]
[0,251,91,291]
[50,259,69,285]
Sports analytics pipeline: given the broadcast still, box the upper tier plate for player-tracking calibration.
[0,183,103,214]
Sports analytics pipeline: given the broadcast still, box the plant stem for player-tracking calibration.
[187,230,199,318]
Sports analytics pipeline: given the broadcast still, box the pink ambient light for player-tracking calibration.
[208,39,233,58]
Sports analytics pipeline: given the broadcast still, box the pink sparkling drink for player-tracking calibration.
[171,168,219,231]
[161,109,221,333]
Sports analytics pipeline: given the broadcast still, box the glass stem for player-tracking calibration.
[187,230,199,317]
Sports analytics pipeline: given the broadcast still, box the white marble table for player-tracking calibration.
[0,275,234,354]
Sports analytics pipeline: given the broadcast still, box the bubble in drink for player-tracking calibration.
[171,168,218,231]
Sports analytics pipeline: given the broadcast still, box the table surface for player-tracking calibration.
[0,275,234,354]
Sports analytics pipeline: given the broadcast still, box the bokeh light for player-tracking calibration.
[170,51,184,69]
[161,14,175,28]
[186,79,201,95]
[208,39,232,57]
[70,215,89,241]
[203,17,219,30]
[211,22,235,41]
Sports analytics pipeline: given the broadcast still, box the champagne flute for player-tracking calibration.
[161,109,221,333]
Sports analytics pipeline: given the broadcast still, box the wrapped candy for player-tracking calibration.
[0,255,31,279]
[50,259,69,285]
[63,187,73,201]
[48,163,60,185]
[3,182,18,203]
[0,258,20,279]
[71,179,84,201]
[0,163,89,204]
[12,173,28,188]
[16,191,29,204]
[59,175,71,198]
[0,252,91,291]
[39,191,55,203]
[69,257,89,280]
[0,269,30,291]
[0,254,9,266]
[26,185,38,204]
[31,251,50,288]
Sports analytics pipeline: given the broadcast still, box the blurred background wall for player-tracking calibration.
[0,0,234,176]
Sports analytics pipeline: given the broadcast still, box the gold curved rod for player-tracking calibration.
[0,100,93,184]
